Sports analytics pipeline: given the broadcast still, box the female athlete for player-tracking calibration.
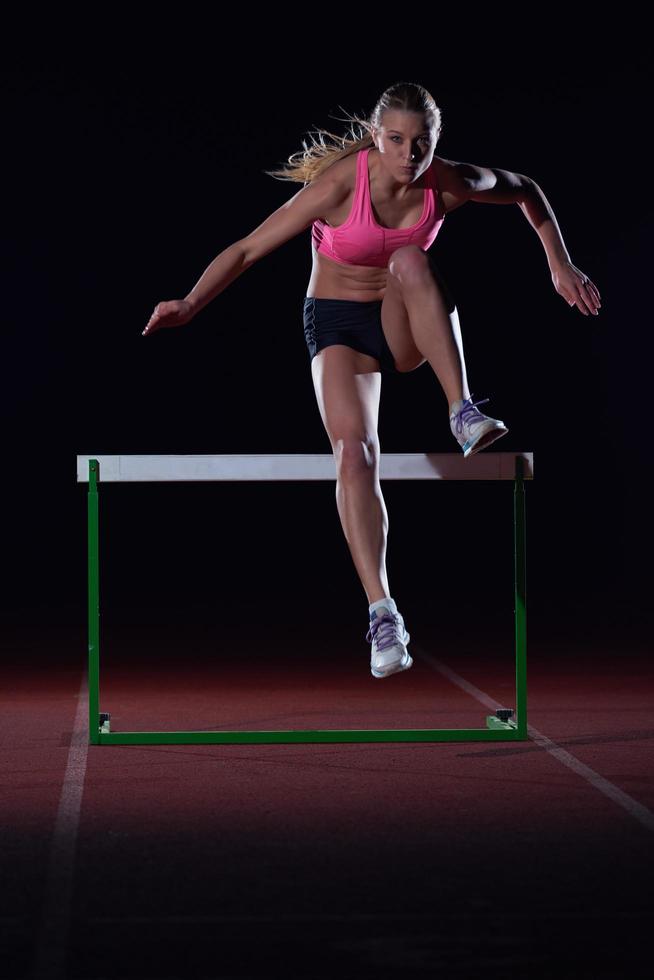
[142,81,601,678]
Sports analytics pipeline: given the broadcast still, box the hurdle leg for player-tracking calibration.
[514,454,528,737]
[88,459,102,744]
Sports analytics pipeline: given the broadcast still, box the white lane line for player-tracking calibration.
[31,670,89,980]
[414,644,654,834]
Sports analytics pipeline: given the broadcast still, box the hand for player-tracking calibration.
[550,260,601,316]
[142,299,194,336]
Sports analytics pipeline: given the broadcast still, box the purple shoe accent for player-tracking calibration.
[450,394,490,438]
[366,612,409,650]
[366,610,413,679]
[449,393,508,457]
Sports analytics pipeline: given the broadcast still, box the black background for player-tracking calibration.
[3,14,651,641]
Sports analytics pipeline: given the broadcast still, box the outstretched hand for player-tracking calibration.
[142,299,194,336]
[551,260,601,316]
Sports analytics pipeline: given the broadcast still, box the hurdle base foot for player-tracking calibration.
[486,713,517,731]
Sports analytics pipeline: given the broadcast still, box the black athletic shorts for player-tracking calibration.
[302,253,455,374]
[302,295,398,373]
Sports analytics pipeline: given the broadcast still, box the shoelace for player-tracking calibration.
[451,393,489,435]
[366,612,404,651]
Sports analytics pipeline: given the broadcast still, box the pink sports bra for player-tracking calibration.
[311,147,445,268]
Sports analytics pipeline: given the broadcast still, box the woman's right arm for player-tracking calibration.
[142,166,348,336]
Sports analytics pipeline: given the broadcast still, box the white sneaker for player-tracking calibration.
[449,394,509,458]
[366,602,413,679]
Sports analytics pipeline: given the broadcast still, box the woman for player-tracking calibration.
[142,81,601,680]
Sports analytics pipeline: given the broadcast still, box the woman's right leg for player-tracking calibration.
[310,343,391,605]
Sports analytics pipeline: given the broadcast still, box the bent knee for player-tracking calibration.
[395,355,428,373]
[334,436,380,476]
[388,245,429,280]
[390,248,456,313]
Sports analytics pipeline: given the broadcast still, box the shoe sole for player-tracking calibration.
[371,650,413,679]
[463,424,509,458]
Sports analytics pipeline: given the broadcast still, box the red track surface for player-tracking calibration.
[2,601,653,979]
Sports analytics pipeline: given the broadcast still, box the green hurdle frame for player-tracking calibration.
[81,453,531,745]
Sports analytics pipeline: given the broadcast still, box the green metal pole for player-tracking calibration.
[88,459,100,745]
[514,455,528,738]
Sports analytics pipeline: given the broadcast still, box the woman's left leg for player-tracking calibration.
[381,246,470,409]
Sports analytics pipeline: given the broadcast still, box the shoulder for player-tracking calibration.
[304,149,362,223]
[430,155,484,213]
[311,148,360,192]
[431,155,479,186]
[431,154,531,210]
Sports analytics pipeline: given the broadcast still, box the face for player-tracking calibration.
[372,110,436,179]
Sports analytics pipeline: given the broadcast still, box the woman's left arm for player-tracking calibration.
[441,160,602,316]
[516,177,601,316]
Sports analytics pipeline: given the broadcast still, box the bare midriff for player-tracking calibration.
[306,248,390,302]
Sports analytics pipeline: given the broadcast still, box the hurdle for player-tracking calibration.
[77,453,532,745]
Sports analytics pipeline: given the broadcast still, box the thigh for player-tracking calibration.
[381,249,457,371]
[310,345,382,456]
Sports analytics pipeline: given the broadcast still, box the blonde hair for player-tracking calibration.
[264,80,444,185]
